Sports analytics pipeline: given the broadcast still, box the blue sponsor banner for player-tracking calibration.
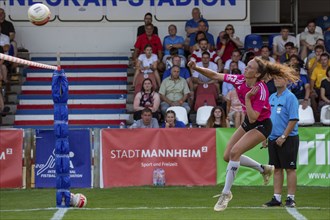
[35,129,91,188]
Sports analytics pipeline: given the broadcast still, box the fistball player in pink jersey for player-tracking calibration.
[188,57,299,212]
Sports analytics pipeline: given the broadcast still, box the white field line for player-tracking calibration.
[286,207,308,220]
[50,208,68,220]
[0,206,328,212]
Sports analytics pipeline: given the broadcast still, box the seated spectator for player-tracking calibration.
[133,44,160,93]
[216,30,239,64]
[162,24,185,64]
[130,108,159,128]
[137,12,158,37]
[318,66,330,111]
[185,7,208,50]
[243,51,256,65]
[223,24,243,48]
[307,45,330,76]
[287,61,310,110]
[132,24,162,68]
[159,65,191,115]
[279,42,294,64]
[288,54,308,75]
[0,8,16,57]
[259,45,276,63]
[190,38,222,71]
[189,20,215,53]
[288,46,305,68]
[192,51,220,94]
[300,20,324,60]
[226,88,244,128]
[272,26,297,60]
[161,110,186,128]
[310,53,329,121]
[164,48,187,70]
[306,38,325,62]
[162,55,193,101]
[190,31,208,53]
[206,106,228,128]
[0,26,10,54]
[0,47,7,83]
[223,49,246,73]
[133,78,161,121]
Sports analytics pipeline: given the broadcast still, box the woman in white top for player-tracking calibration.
[133,44,161,94]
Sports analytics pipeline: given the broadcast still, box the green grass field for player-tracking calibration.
[0,186,329,220]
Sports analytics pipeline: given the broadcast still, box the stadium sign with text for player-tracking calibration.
[7,0,247,21]
[100,128,216,188]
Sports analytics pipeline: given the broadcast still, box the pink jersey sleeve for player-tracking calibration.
[251,82,271,120]
[223,74,245,87]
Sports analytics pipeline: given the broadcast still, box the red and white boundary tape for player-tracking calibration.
[0,53,58,70]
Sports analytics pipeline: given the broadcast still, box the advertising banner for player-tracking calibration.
[35,129,91,188]
[100,128,216,188]
[0,129,23,188]
[216,127,330,187]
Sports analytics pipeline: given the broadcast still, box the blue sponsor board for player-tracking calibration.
[35,129,91,188]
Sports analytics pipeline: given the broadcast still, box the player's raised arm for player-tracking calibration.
[187,60,225,82]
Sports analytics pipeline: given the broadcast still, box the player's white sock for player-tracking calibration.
[240,155,263,172]
[222,160,240,194]
[287,194,295,200]
[274,194,282,202]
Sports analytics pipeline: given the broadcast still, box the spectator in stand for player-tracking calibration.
[307,45,330,76]
[310,53,330,121]
[137,12,158,37]
[133,78,161,121]
[279,42,294,64]
[223,49,246,73]
[306,38,325,62]
[190,38,223,71]
[192,51,220,94]
[184,7,208,50]
[0,46,7,83]
[133,44,161,93]
[189,20,215,53]
[133,24,163,68]
[319,66,330,111]
[226,88,244,128]
[300,20,324,60]
[288,54,308,76]
[162,24,186,65]
[130,108,159,128]
[259,46,276,63]
[287,57,310,110]
[159,65,191,115]
[190,31,210,53]
[0,26,10,54]
[161,110,186,128]
[216,31,236,64]
[206,106,228,128]
[272,26,297,60]
[162,55,194,100]
[0,8,16,57]
[223,24,243,48]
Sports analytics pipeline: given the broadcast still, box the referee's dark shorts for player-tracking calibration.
[268,135,299,169]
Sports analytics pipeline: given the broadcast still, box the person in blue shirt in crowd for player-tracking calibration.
[161,110,186,128]
[263,75,299,208]
[163,24,185,62]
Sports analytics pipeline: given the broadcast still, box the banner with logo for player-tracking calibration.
[35,129,91,188]
[100,128,216,188]
[216,127,330,187]
[0,129,23,188]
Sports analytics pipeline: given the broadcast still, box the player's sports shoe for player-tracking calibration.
[285,197,296,208]
[213,191,233,212]
[263,196,282,207]
[261,165,274,185]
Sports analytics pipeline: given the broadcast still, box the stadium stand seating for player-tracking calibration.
[196,106,213,127]
[298,105,315,126]
[244,34,263,53]
[267,33,280,50]
[14,56,130,129]
[166,106,189,125]
[324,31,330,53]
[320,105,330,125]
[316,15,330,31]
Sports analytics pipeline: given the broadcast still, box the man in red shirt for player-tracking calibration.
[133,23,163,67]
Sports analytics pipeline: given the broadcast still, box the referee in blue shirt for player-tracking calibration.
[263,75,299,208]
